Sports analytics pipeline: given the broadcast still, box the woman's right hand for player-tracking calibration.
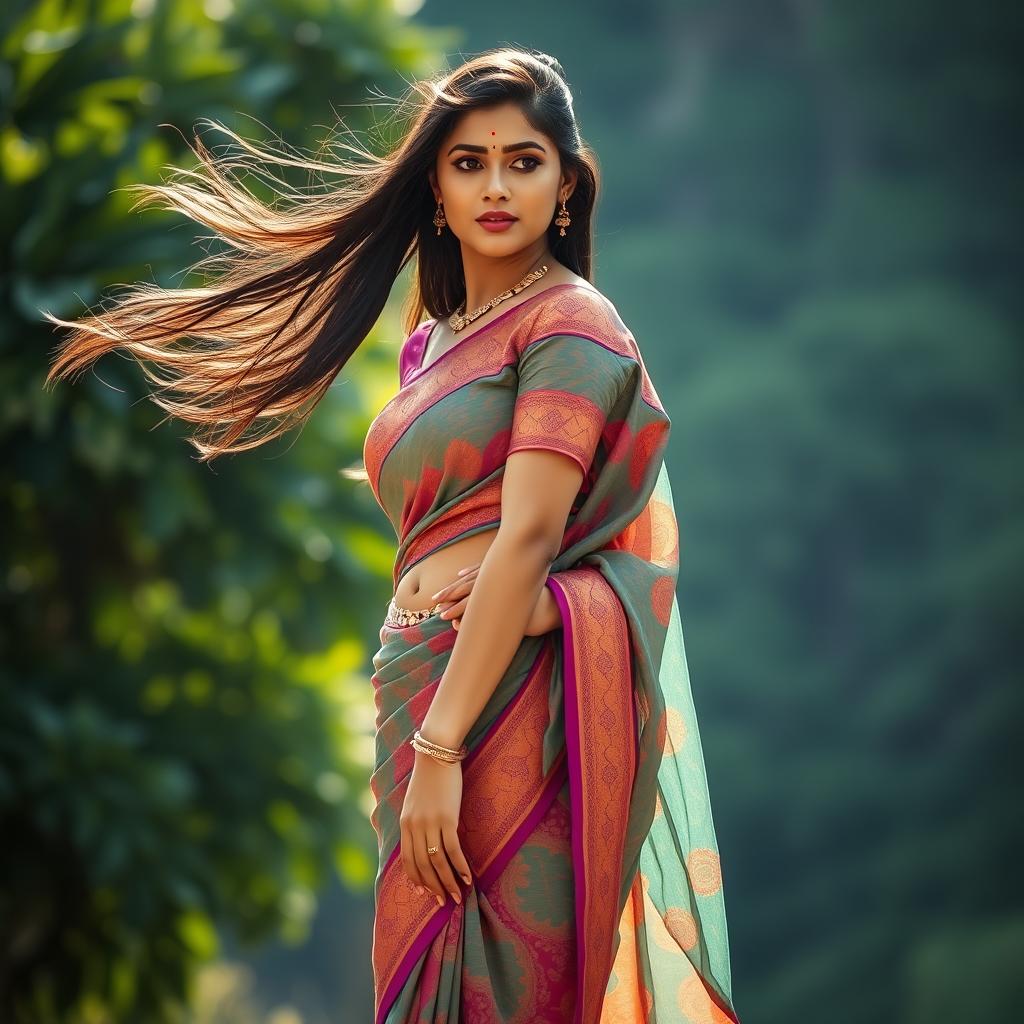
[431,563,562,635]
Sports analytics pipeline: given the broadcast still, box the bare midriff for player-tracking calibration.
[392,526,500,611]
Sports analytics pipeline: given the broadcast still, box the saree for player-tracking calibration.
[363,282,740,1023]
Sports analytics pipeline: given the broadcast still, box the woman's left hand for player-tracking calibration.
[400,749,473,907]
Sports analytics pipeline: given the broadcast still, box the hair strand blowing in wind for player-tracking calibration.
[42,47,601,462]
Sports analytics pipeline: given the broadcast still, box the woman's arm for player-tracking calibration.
[417,447,583,750]
[400,332,631,906]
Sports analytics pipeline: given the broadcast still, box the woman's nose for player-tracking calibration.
[483,172,509,198]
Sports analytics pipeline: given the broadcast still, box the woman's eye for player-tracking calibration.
[453,156,541,171]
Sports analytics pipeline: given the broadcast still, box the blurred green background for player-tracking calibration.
[2,0,1020,1021]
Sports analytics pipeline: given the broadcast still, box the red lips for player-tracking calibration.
[476,211,517,221]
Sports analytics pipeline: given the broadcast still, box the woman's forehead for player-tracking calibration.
[447,103,535,137]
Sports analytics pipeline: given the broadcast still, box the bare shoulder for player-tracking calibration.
[544,267,603,297]
[547,273,624,324]
[534,270,612,314]
[560,272,617,308]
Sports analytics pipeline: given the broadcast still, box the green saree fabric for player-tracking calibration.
[363,283,739,1023]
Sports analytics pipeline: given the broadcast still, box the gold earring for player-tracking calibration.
[554,196,571,236]
[433,198,446,235]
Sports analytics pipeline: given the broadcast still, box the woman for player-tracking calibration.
[45,46,738,1024]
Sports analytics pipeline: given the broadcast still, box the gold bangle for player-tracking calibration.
[412,729,468,763]
[412,734,465,763]
[412,745,459,765]
[411,739,461,764]
[414,729,467,757]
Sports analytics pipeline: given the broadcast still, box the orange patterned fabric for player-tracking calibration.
[544,566,636,1023]
[507,387,607,475]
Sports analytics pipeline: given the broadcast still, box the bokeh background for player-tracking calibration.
[2,1,1021,1022]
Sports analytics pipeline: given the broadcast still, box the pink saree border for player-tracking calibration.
[545,567,637,1024]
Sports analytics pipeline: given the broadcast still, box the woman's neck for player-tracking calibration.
[460,247,555,313]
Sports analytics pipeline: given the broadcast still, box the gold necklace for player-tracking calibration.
[448,263,550,333]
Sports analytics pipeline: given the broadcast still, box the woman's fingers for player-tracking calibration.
[431,565,480,602]
[400,820,426,895]
[435,565,480,628]
[401,820,440,900]
[432,579,470,603]
[439,596,468,621]
[443,822,473,887]
[413,829,454,905]
[412,839,443,902]
[427,828,464,905]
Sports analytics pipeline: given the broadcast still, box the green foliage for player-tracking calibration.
[0,1,441,1021]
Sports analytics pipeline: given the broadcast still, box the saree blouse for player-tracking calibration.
[363,282,668,592]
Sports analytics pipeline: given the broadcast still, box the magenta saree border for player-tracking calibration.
[545,576,590,1024]
[545,571,637,1024]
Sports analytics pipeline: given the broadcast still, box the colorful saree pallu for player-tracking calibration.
[364,283,740,1023]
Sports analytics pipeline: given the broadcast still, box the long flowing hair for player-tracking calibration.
[42,46,601,462]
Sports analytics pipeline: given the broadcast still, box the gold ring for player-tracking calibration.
[427,845,439,855]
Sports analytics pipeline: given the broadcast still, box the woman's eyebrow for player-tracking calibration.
[447,140,547,155]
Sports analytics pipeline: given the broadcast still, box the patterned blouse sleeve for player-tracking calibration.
[508,332,633,478]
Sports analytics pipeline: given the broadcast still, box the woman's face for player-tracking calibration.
[430,102,575,256]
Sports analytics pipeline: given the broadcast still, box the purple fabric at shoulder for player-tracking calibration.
[398,322,432,386]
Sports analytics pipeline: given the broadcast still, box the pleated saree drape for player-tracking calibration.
[362,283,740,1023]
